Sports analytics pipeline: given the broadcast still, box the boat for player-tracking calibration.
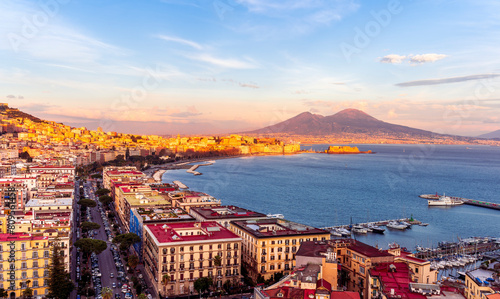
[267,214,284,219]
[367,224,385,234]
[428,195,464,206]
[386,221,408,230]
[352,225,368,234]
[330,229,343,237]
[337,228,351,237]
[419,223,429,226]
[400,221,412,228]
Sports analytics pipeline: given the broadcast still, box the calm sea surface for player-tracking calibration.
[162,144,500,251]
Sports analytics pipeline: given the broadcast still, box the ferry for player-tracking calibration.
[267,213,285,219]
[428,195,464,206]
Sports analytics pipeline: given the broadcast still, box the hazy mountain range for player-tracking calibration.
[245,108,498,139]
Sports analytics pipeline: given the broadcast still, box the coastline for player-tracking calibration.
[145,152,302,181]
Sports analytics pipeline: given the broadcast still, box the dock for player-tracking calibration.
[173,181,188,189]
[420,194,500,211]
[321,217,421,231]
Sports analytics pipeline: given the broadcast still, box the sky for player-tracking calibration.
[1,0,500,136]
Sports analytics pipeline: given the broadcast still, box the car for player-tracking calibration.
[112,282,116,288]
[110,272,114,278]
[138,274,143,279]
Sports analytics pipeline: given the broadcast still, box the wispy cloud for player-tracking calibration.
[409,54,447,64]
[396,74,500,87]
[188,54,257,69]
[380,53,447,64]
[380,54,406,64]
[155,34,203,50]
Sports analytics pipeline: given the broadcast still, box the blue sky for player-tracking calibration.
[1,0,500,136]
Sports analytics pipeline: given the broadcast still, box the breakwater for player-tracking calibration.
[421,194,500,211]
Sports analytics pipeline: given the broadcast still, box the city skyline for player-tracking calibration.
[1,0,500,136]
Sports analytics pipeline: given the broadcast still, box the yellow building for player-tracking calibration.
[387,246,437,284]
[143,221,242,297]
[331,239,395,299]
[0,233,58,298]
[230,219,330,281]
[465,268,497,299]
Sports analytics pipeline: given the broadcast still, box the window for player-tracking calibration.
[22,262,27,269]
[33,281,39,287]
[22,272,27,279]
[44,251,49,258]
[33,271,39,278]
[199,245,203,250]
[33,251,38,258]
[190,246,194,251]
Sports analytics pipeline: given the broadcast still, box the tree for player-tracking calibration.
[99,195,113,205]
[48,241,75,299]
[0,288,7,299]
[96,188,111,196]
[102,287,113,299]
[113,233,141,251]
[74,238,107,256]
[22,287,33,299]
[128,255,139,271]
[194,277,213,295]
[138,294,147,299]
[80,221,101,233]
[20,151,32,162]
[77,198,97,208]
[214,255,222,267]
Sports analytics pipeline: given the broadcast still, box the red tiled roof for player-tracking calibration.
[145,221,240,244]
[370,262,427,299]
[0,233,47,242]
[316,279,332,292]
[331,291,360,299]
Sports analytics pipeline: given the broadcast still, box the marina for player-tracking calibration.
[321,217,422,236]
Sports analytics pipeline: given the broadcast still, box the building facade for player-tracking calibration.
[143,221,242,297]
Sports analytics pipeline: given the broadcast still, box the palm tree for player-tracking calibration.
[0,289,8,299]
[102,287,113,299]
[162,273,171,296]
[214,255,222,267]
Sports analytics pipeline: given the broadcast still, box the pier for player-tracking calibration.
[414,238,500,260]
[321,217,422,231]
[420,194,500,211]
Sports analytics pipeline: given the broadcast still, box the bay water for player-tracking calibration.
[162,144,500,251]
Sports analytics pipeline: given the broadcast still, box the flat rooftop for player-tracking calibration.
[133,207,192,221]
[26,197,73,207]
[190,205,267,220]
[145,221,240,244]
[231,218,328,238]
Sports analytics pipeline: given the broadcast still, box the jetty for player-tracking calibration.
[186,161,215,175]
[420,194,500,211]
[173,181,188,189]
[413,237,500,260]
[321,217,422,231]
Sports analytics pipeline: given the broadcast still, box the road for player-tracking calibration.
[88,183,126,297]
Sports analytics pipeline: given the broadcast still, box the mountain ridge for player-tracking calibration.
[245,108,439,137]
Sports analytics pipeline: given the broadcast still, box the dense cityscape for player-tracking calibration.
[0,103,499,299]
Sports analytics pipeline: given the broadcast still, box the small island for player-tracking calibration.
[325,145,373,154]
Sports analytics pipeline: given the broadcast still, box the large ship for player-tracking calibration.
[428,195,464,206]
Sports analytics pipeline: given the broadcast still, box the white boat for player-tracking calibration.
[386,221,407,230]
[267,214,284,219]
[367,224,385,234]
[428,195,464,206]
[330,229,343,237]
[338,228,351,236]
[352,225,368,234]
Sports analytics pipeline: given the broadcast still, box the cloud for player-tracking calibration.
[239,83,259,89]
[409,53,447,64]
[188,54,257,69]
[396,74,500,87]
[380,54,406,64]
[155,34,203,50]
[380,53,447,64]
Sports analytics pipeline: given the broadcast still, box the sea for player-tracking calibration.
[162,144,500,251]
